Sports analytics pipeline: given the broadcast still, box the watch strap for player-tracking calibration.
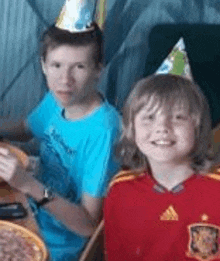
[36,188,55,208]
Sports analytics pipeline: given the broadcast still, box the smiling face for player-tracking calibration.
[134,98,196,167]
[120,74,211,171]
[42,44,101,108]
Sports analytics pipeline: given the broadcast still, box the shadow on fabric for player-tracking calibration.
[146,24,220,128]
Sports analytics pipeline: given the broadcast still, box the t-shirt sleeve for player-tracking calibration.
[26,92,60,140]
[82,127,120,198]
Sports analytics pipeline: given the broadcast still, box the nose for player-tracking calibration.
[60,68,74,85]
[155,116,171,134]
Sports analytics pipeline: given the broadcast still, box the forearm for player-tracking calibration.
[0,119,32,142]
[45,196,96,237]
[24,177,96,237]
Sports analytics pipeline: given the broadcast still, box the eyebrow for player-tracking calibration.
[49,60,89,66]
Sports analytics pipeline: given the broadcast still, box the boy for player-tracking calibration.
[104,38,218,261]
[104,74,219,261]
[0,1,121,260]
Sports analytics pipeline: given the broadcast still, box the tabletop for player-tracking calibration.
[0,181,40,234]
[0,142,49,260]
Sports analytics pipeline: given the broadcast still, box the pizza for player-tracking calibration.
[0,142,29,169]
[0,221,48,261]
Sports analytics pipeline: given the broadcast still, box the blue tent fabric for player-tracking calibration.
[0,0,64,119]
[1,0,220,126]
[100,0,220,126]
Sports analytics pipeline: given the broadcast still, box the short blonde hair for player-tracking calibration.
[117,74,212,171]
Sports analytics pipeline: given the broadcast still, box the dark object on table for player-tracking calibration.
[0,202,28,219]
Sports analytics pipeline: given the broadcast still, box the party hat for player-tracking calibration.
[96,0,106,29]
[155,38,193,80]
[56,0,97,33]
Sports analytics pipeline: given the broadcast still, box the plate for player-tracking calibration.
[0,220,48,260]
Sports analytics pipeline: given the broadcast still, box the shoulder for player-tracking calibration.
[27,92,60,137]
[197,168,220,190]
[108,169,146,191]
[194,172,220,198]
[88,102,121,137]
[94,101,121,128]
[105,170,147,206]
[44,92,61,110]
[39,92,56,106]
[31,92,61,115]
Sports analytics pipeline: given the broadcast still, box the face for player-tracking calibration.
[42,44,101,108]
[134,100,196,167]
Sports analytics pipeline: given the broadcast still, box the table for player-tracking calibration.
[0,143,49,259]
[0,181,49,260]
[0,181,40,235]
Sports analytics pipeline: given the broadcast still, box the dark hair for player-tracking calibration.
[117,74,213,171]
[40,22,103,66]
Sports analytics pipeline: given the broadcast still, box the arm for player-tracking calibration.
[44,126,119,236]
[44,192,102,236]
[0,128,114,236]
[0,116,120,236]
[27,178,102,237]
[0,150,101,236]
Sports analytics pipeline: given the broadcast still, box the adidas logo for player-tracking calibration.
[160,205,178,221]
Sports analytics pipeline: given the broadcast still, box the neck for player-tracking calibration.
[65,92,102,120]
[150,161,194,191]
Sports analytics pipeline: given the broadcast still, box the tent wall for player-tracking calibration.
[0,0,64,119]
[1,0,220,126]
[102,0,220,127]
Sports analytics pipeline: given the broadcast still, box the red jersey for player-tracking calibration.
[104,171,220,261]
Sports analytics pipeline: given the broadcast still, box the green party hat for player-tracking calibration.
[156,38,193,80]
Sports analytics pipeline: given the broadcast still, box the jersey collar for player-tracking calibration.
[144,172,198,194]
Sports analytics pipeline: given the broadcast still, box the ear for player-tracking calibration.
[41,58,47,75]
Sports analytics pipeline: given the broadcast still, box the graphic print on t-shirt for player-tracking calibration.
[38,133,77,203]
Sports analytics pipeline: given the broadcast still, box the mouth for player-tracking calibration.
[151,140,175,146]
[56,91,73,95]
[56,91,73,99]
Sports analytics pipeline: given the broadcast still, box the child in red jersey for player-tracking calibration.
[104,73,220,261]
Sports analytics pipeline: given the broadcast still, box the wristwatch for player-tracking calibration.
[36,188,55,208]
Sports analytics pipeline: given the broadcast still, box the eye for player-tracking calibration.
[174,114,188,120]
[51,62,61,69]
[142,114,155,121]
[76,64,85,69]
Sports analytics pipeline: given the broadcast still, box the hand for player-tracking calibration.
[0,147,31,191]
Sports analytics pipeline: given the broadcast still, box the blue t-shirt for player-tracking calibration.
[27,92,121,261]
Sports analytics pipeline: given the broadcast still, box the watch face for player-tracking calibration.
[44,188,55,201]
[36,188,55,208]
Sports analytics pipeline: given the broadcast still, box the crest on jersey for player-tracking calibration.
[187,223,220,261]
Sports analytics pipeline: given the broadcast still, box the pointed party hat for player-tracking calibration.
[56,0,98,33]
[155,38,193,80]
